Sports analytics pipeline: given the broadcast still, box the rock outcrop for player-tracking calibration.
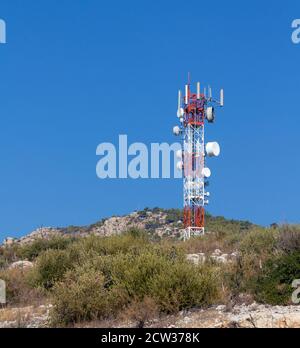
[2,210,184,245]
[186,249,238,265]
[9,261,34,270]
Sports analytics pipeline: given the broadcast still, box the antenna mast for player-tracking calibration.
[173,77,224,240]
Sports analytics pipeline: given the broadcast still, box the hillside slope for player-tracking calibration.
[0,210,299,328]
[3,208,255,245]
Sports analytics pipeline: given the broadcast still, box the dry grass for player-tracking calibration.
[118,297,159,328]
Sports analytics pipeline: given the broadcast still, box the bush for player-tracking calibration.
[16,236,74,261]
[29,249,75,289]
[51,268,124,326]
[253,251,300,305]
[73,230,149,257]
[206,215,253,236]
[28,232,151,292]
[277,225,300,253]
[164,209,182,223]
[50,245,220,325]
[148,262,219,312]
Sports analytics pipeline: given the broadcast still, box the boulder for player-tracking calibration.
[186,253,206,265]
[9,261,34,270]
[212,249,222,256]
[211,254,228,263]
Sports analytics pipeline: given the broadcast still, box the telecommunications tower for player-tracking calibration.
[173,77,224,240]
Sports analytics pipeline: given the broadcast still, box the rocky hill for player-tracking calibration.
[3,208,254,245]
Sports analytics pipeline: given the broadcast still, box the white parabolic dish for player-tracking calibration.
[202,167,211,178]
[173,126,181,136]
[206,142,220,157]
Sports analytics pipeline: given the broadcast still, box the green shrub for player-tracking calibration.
[51,268,125,325]
[29,231,152,292]
[164,209,182,223]
[29,249,75,289]
[50,245,220,325]
[206,215,254,236]
[253,251,300,305]
[72,230,149,257]
[16,236,74,261]
[149,262,219,312]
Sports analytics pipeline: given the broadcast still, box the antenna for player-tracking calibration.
[185,84,189,105]
[220,89,224,106]
[178,90,181,110]
[208,86,212,100]
[197,82,201,99]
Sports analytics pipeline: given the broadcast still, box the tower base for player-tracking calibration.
[183,227,205,240]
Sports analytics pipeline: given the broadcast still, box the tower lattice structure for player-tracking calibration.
[174,78,223,240]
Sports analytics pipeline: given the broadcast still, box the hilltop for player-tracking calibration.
[3,208,255,245]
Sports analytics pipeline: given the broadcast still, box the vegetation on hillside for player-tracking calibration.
[0,209,299,327]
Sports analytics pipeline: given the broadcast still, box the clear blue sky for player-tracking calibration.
[0,0,300,240]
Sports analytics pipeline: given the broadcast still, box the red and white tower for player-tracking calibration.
[173,77,224,240]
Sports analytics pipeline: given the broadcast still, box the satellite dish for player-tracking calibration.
[205,142,220,157]
[176,161,183,170]
[173,126,181,136]
[206,106,215,122]
[176,149,182,159]
[202,167,211,178]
